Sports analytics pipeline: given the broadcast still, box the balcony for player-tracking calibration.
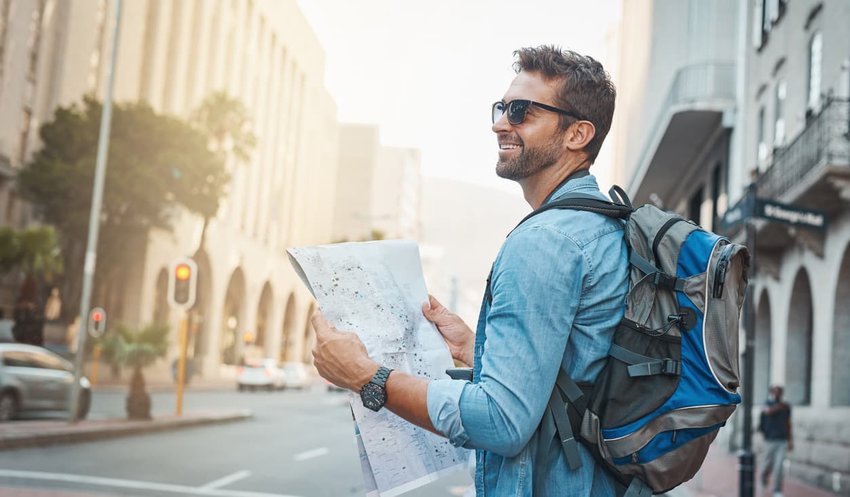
[757,98,850,207]
[627,63,737,205]
[751,98,850,252]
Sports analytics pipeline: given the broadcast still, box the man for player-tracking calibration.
[759,385,793,496]
[312,45,628,496]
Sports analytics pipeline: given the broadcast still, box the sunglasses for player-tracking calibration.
[491,99,587,125]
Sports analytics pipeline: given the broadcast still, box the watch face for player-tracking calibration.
[361,382,386,411]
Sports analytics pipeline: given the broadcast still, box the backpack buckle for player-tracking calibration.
[651,271,678,290]
[661,359,681,375]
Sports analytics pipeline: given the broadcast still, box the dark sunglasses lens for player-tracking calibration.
[507,101,529,125]
[492,102,505,124]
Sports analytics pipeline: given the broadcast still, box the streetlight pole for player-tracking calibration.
[739,181,758,497]
[69,0,123,423]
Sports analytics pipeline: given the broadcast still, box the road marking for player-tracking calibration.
[201,470,251,490]
[0,469,304,497]
[293,447,329,461]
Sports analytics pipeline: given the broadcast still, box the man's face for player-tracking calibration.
[492,71,567,181]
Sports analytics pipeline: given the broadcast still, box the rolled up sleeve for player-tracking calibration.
[427,378,471,447]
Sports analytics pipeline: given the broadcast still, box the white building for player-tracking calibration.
[616,0,850,492]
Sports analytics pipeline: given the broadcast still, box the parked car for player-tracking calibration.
[0,318,15,342]
[236,358,285,391]
[0,343,91,421]
[280,361,310,390]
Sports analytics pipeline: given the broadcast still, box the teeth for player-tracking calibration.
[500,144,521,150]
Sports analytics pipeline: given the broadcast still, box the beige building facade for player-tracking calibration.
[0,0,341,378]
[333,123,421,243]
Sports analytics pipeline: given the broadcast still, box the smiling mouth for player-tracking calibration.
[499,143,522,150]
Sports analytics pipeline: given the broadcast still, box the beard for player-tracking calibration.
[495,134,562,181]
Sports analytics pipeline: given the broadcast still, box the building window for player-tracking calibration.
[807,31,823,114]
[773,80,786,147]
[688,187,703,225]
[139,0,160,103]
[18,106,32,166]
[0,0,12,97]
[711,164,722,229]
[89,0,107,95]
[757,106,769,167]
[754,0,789,50]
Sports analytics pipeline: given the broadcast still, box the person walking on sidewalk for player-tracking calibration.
[759,385,793,497]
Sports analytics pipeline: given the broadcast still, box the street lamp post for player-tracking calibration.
[68,0,123,423]
[739,181,758,497]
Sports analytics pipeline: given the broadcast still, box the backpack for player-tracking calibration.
[487,186,749,496]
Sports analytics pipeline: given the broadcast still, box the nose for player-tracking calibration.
[491,111,511,134]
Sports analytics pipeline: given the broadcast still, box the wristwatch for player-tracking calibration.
[360,366,393,412]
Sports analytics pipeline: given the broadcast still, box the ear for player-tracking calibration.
[563,120,596,153]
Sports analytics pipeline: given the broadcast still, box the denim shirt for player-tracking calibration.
[427,174,629,496]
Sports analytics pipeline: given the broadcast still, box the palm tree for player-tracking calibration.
[98,322,169,419]
[189,92,257,252]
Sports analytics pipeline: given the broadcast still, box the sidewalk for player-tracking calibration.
[0,409,252,450]
[683,443,839,497]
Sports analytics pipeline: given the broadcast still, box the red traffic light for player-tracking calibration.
[88,307,107,337]
[175,263,192,281]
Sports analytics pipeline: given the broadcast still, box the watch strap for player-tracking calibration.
[370,365,393,388]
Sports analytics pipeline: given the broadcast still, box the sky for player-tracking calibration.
[296,0,622,194]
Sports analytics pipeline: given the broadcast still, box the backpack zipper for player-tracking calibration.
[712,243,735,299]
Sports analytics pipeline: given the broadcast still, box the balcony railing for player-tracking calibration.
[629,63,736,195]
[758,98,850,199]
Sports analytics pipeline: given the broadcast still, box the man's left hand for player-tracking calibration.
[311,310,378,392]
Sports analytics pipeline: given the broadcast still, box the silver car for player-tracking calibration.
[0,343,91,421]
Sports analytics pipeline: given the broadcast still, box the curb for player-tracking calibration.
[0,410,252,450]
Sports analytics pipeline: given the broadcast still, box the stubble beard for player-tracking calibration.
[495,137,562,181]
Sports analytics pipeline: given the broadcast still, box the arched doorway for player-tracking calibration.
[754,291,772,405]
[152,268,169,326]
[785,269,813,405]
[280,293,296,362]
[220,268,245,366]
[302,303,316,364]
[253,282,273,357]
[832,244,850,406]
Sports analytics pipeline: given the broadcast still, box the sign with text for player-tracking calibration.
[756,199,827,230]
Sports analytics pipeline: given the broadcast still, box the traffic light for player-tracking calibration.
[168,257,198,310]
[88,307,107,338]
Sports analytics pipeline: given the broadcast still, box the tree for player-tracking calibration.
[190,92,256,251]
[97,322,169,419]
[17,97,229,321]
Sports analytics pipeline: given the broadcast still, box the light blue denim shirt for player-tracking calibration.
[427,174,629,496]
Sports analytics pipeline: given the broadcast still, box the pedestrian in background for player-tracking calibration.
[310,45,628,496]
[759,385,793,497]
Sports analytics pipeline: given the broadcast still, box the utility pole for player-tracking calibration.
[69,0,123,423]
[739,181,757,497]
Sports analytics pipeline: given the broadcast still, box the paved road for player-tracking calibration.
[0,386,472,497]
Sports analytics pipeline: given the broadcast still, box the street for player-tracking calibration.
[0,386,472,497]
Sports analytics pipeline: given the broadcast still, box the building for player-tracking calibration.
[0,0,342,378]
[616,0,850,492]
[332,123,422,242]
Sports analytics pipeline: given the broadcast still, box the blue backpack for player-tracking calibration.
[512,186,749,496]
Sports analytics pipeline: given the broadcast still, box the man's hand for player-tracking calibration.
[311,311,378,392]
[422,295,474,366]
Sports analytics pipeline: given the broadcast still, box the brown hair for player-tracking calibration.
[513,45,616,164]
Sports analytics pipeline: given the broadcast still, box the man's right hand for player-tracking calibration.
[422,294,474,367]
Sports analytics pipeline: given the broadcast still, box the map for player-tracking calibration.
[287,240,468,497]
